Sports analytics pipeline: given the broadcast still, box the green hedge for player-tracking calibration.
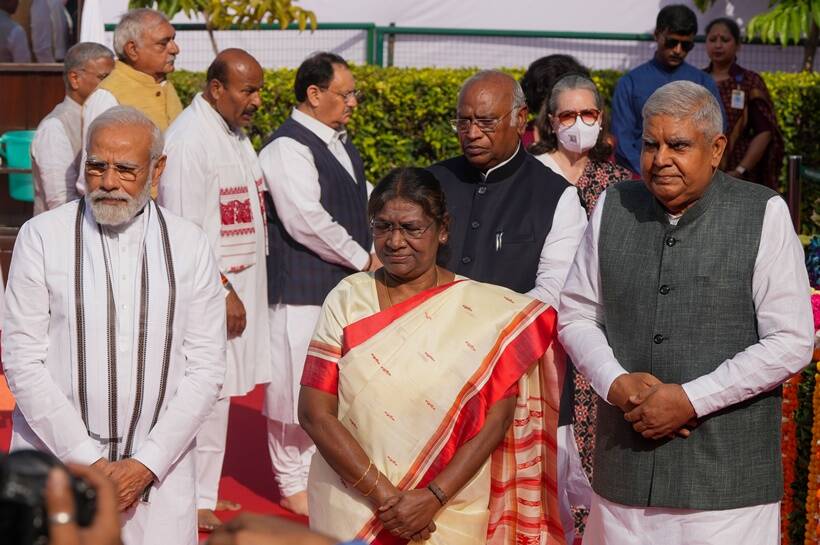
[169,67,820,232]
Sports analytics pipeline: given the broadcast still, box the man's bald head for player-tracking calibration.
[454,70,528,171]
[204,48,264,130]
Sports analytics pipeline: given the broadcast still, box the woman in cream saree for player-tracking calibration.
[299,168,566,545]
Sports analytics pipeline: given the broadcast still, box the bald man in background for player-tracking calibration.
[159,48,271,531]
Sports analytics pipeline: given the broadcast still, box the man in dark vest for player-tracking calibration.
[428,70,589,543]
[559,80,813,544]
[258,52,378,517]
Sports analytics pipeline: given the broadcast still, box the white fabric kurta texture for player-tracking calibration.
[558,189,813,539]
[31,98,82,215]
[259,109,372,424]
[160,93,271,397]
[2,200,226,545]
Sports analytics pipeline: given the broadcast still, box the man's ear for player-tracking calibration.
[123,40,139,64]
[710,133,728,169]
[67,70,81,92]
[151,155,167,190]
[306,84,323,108]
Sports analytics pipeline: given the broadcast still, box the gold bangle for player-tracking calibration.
[351,460,373,488]
[363,471,380,497]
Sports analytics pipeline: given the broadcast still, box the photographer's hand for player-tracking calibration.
[45,463,121,545]
[105,459,155,511]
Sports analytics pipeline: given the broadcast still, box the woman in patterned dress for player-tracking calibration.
[529,74,632,493]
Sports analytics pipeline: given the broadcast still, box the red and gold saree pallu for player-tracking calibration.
[302,273,566,545]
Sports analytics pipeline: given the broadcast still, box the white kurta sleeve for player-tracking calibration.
[32,118,78,210]
[2,221,102,464]
[681,196,814,417]
[526,186,587,308]
[132,232,226,481]
[259,137,370,271]
[77,89,119,195]
[558,191,628,400]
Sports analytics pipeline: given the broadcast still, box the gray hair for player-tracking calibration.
[458,70,527,126]
[87,106,164,160]
[548,74,603,114]
[63,42,114,86]
[642,81,724,140]
[113,8,168,61]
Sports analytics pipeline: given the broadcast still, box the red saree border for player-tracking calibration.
[341,280,466,356]
[355,302,559,543]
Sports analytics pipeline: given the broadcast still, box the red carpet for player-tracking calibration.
[0,378,307,542]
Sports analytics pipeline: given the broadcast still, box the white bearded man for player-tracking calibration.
[159,48,271,531]
[2,106,226,545]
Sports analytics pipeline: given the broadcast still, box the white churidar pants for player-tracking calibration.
[582,492,780,545]
[264,304,322,498]
[557,423,593,545]
[194,395,231,510]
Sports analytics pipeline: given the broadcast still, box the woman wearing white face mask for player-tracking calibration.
[530,75,633,214]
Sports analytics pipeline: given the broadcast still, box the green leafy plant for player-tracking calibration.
[127,0,316,55]
[695,0,818,71]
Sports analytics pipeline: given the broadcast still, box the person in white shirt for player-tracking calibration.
[160,48,271,531]
[558,81,813,545]
[3,106,226,545]
[30,0,70,62]
[31,42,114,215]
[259,52,379,516]
[0,0,32,62]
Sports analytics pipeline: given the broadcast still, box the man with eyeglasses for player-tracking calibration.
[429,70,586,310]
[31,42,114,216]
[258,51,378,516]
[159,48,272,532]
[612,4,726,174]
[3,106,227,545]
[77,8,182,195]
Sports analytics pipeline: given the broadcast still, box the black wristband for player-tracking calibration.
[427,482,448,506]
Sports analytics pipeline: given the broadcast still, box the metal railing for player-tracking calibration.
[102,22,809,72]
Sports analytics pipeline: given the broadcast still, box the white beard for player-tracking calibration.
[88,178,152,226]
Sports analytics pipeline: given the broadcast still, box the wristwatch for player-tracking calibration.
[735,165,747,176]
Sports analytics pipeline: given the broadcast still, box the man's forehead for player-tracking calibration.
[644,115,700,139]
[458,84,511,113]
[89,126,152,158]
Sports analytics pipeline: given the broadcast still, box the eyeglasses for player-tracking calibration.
[553,109,601,128]
[664,37,695,52]
[370,220,434,239]
[323,88,363,103]
[85,160,146,182]
[450,109,515,134]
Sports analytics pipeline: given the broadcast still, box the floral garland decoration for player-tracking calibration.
[802,290,820,545]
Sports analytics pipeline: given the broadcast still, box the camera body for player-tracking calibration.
[0,449,97,545]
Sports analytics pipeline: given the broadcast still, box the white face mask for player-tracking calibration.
[556,120,601,154]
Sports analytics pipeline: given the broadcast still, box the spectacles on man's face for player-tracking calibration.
[450,108,515,134]
[664,37,695,52]
[553,109,601,128]
[323,88,363,103]
[85,159,146,182]
[370,220,434,240]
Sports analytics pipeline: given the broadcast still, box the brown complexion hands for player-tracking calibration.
[379,396,517,541]
[608,374,694,439]
[298,387,436,540]
[102,458,155,511]
[625,384,697,440]
[45,464,122,545]
[226,289,247,339]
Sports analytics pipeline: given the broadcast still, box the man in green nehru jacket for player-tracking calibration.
[558,80,813,545]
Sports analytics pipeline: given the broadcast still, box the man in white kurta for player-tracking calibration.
[32,42,114,215]
[2,106,225,545]
[558,81,813,544]
[159,49,271,529]
[259,52,377,516]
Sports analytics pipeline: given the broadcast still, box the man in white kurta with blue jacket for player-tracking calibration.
[160,49,271,530]
[3,106,226,545]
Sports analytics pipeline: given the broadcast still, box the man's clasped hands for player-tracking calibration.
[607,372,698,439]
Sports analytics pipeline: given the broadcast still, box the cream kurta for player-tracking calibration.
[2,200,226,545]
[160,93,271,397]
